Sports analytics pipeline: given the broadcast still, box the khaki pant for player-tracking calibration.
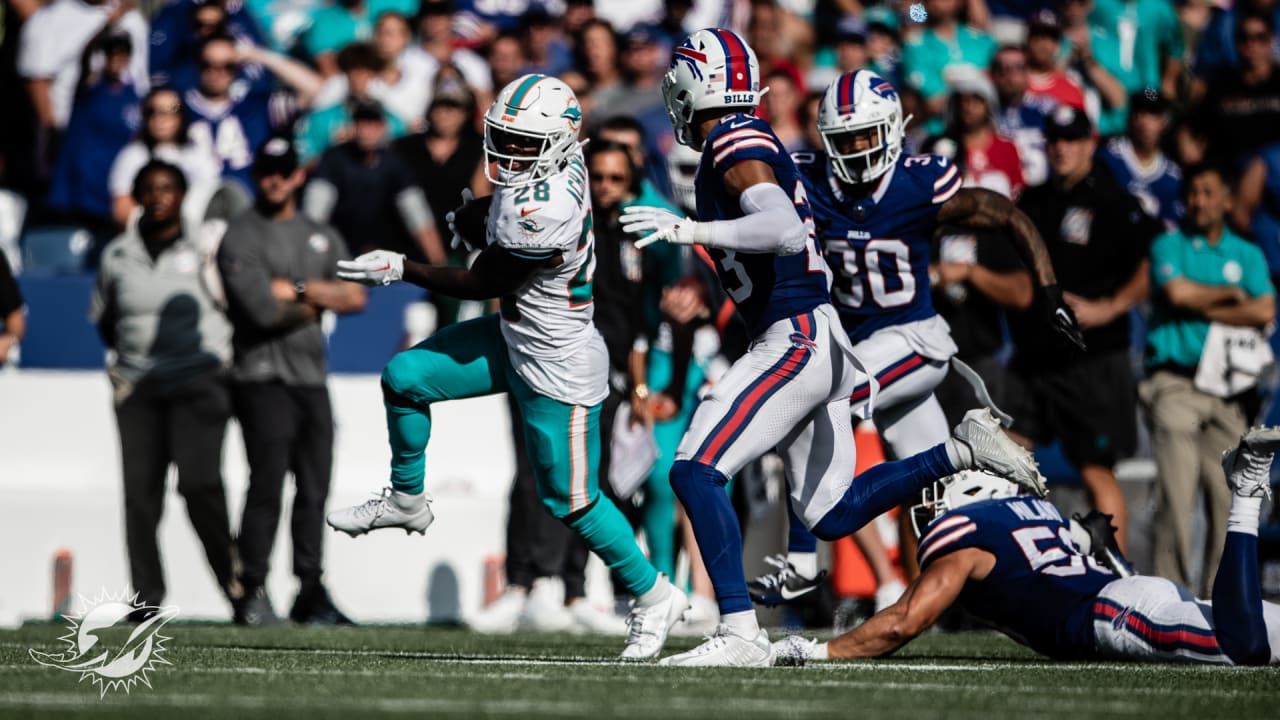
[1138,371,1245,596]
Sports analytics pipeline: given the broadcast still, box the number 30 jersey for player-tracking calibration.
[917,497,1116,660]
[488,151,609,408]
[695,114,833,339]
[795,152,962,344]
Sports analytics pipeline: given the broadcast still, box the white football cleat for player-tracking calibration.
[520,577,575,633]
[1222,426,1280,501]
[620,579,688,661]
[567,599,628,636]
[952,408,1047,497]
[771,635,818,667]
[658,625,772,667]
[467,586,527,635]
[326,488,435,537]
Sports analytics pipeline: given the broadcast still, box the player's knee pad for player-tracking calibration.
[670,460,728,501]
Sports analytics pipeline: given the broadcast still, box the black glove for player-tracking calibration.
[446,190,493,253]
[1043,284,1086,352]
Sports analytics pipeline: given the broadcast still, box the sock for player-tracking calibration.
[813,641,829,661]
[566,498,659,598]
[812,444,956,540]
[1228,496,1264,536]
[1212,531,1272,665]
[671,460,753,615]
[636,575,672,607]
[944,437,973,470]
[786,499,819,555]
[391,489,426,509]
[386,400,431,494]
[721,609,759,637]
[787,552,819,579]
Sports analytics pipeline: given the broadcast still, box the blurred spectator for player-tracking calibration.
[109,87,223,230]
[453,0,560,42]
[991,44,1051,186]
[488,31,527,92]
[294,42,402,161]
[987,0,1057,42]
[563,0,598,38]
[392,76,487,327]
[1023,10,1086,111]
[217,137,366,624]
[46,31,142,237]
[149,0,266,88]
[369,12,433,129]
[1233,143,1280,285]
[1188,11,1280,168]
[591,24,667,129]
[302,0,416,76]
[1195,0,1280,83]
[242,0,323,53]
[409,0,493,100]
[760,67,806,152]
[1096,89,1183,230]
[1007,106,1160,551]
[186,35,322,192]
[304,99,445,264]
[925,69,1025,198]
[1142,163,1275,596]
[90,160,239,618]
[901,0,997,131]
[0,250,25,367]
[593,115,679,227]
[1059,0,1129,137]
[1088,0,1184,100]
[18,0,148,144]
[521,8,575,77]
[799,90,824,151]
[577,18,623,95]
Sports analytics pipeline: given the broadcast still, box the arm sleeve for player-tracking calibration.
[693,182,808,255]
[1242,244,1276,298]
[1149,232,1181,287]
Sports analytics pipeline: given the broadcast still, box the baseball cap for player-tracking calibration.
[1027,9,1062,38]
[864,6,899,35]
[432,76,474,108]
[1129,87,1168,115]
[351,97,386,122]
[835,16,867,44]
[253,136,299,176]
[1044,105,1093,141]
[625,23,661,48]
[418,0,453,16]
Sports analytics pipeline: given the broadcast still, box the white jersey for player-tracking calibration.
[489,152,609,407]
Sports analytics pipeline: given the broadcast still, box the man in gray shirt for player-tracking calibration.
[218,137,366,625]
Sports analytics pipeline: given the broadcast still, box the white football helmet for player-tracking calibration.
[817,70,908,185]
[484,74,583,187]
[910,469,1021,537]
[666,142,702,214]
[663,28,763,149]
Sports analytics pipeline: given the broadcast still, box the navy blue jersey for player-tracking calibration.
[917,497,1116,659]
[795,151,962,344]
[185,85,288,193]
[695,114,833,338]
[1097,138,1183,230]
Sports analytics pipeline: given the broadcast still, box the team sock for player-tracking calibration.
[1227,496,1263,536]
[786,499,819,559]
[671,459,753,616]
[721,609,760,638]
[567,498,659,598]
[944,437,973,470]
[812,641,830,661]
[636,575,672,608]
[787,552,819,580]
[385,401,431,494]
[812,444,956,539]
[1212,530,1272,665]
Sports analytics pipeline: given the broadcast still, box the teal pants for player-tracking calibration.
[380,314,659,596]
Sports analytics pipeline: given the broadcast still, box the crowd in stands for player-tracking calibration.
[4,0,1280,625]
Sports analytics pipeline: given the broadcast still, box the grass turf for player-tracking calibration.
[2,623,1278,719]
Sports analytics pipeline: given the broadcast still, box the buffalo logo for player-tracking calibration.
[673,41,706,81]
[869,77,897,101]
[29,589,178,697]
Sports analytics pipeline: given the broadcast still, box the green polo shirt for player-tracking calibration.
[302,0,418,59]
[1090,0,1184,94]
[902,25,996,102]
[1146,226,1274,369]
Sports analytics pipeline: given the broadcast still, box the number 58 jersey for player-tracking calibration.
[917,497,1116,660]
[795,152,962,344]
[488,152,609,408]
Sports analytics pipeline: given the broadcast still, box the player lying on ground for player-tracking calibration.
[619,28,1051,667]
[325,74,688,661]
[774,427,1280,666]
[749,69,1084,608]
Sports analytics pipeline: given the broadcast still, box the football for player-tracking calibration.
[448,193,494,252]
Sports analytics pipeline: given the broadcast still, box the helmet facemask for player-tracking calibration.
[821,111,902,185]
[484,120,571,187]
[663,69,699,150]
[909,470,1022,537]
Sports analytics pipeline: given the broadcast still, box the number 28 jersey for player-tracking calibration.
[695,114,833,339]
[917,497,1116,660]
[795,152,962,344]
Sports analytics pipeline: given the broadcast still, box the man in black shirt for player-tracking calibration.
[1192,11,1280,166]
[1007,107,1160,551]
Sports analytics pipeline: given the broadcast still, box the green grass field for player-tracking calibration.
[2,623,1278,719]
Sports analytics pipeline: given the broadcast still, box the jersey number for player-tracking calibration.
[190,118,252,171]
[513,182,551,204]
[1011,526,1105,577]
[568,210,595,306]
[830,238,916,309]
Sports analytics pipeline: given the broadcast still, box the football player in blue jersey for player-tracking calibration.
[621,28,1050,667]
[748,69,1083,608]
[775,426,1280,667]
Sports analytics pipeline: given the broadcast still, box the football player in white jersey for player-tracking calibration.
[326,74,688,660]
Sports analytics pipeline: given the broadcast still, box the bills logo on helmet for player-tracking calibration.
[870,78,897,100]
[673,40,706,81]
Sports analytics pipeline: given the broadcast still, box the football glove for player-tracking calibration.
[337,250,404,286]
[620,205,701,248]
[1044,284,1087,352]
[446,188,493,252]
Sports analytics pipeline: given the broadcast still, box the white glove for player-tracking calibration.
[620,205,700,249]
[446,187,472,251]
[336,250,405,286]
